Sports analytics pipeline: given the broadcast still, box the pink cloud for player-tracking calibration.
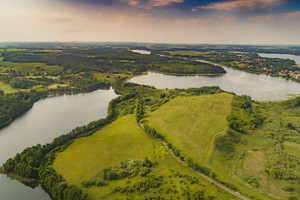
[197,0,285,11]
[129,0,183,9]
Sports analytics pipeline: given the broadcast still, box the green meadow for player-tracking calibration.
[144,93,300,200]
[146,93,233,163]
[53,114,238,200]
[0,58,63,74]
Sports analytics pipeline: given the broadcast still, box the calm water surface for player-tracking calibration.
[0,88,118,200]
[258,53,300,65]
[129,50,300,101]
[129,70,300,101]
[131,49,151,55]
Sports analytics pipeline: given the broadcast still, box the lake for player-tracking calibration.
[129,71,300,101]
[129,50,300,101]
[258,53,300,65]
[0,88,118,200]
[131,49,151,55]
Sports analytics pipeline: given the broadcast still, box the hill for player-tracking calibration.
[145,94,300,200]
[146,93,232,163]
[53,114,238,200]
[3,83,300,200]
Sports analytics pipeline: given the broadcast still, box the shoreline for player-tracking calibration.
[0,168,39,186]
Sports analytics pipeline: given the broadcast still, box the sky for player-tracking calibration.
[0,0,300,44]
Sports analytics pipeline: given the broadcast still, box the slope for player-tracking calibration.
[53,114,238,200]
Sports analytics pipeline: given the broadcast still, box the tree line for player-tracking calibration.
[2,47,226,75]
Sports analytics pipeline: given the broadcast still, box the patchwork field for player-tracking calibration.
[0,59,63,74]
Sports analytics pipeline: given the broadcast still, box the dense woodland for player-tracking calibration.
[1,48,225,75]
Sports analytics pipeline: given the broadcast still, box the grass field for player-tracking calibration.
[52,93,300,200]
[165,51,212,56]
[0,81,42,94]
[0,80,55,94]
[146,93,233,163]
[284,142,300,157]
[93,72,129,84]
[145,93,285,200]
[53,114,238,199]
[47,84,69,89]
[0,57,63,74]
[0,82,15,94]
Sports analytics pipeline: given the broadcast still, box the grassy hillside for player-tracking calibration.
[4,77,299,200]
[145,94,300,200]
[145,94,269,199]
[53,114,238,200]
[146,93,233,163]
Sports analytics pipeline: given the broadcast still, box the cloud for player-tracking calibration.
[61,0,184,9]
[283,11,300,19]
[195,0,285,11]
[128,0,184,9]
[247,11,300,22]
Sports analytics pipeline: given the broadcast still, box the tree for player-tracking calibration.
[67,187,82,200]
[57,182,68,200]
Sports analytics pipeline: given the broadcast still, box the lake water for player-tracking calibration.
[227,51,300,65]
[129,70,300,101]
[129,50,300,101]
[131,49,151,55]
[0,88,118,200]
[258,53,300,65]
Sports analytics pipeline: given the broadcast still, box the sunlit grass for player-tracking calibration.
[53,114,238,199]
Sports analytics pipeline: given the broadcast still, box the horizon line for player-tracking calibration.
[0,41,300,47]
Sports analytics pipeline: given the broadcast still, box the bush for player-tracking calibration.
[283,186,295,192]
[99,159,153,181]
[288,196,298,200]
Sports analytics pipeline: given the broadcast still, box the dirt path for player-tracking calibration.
[139,121,251,200]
